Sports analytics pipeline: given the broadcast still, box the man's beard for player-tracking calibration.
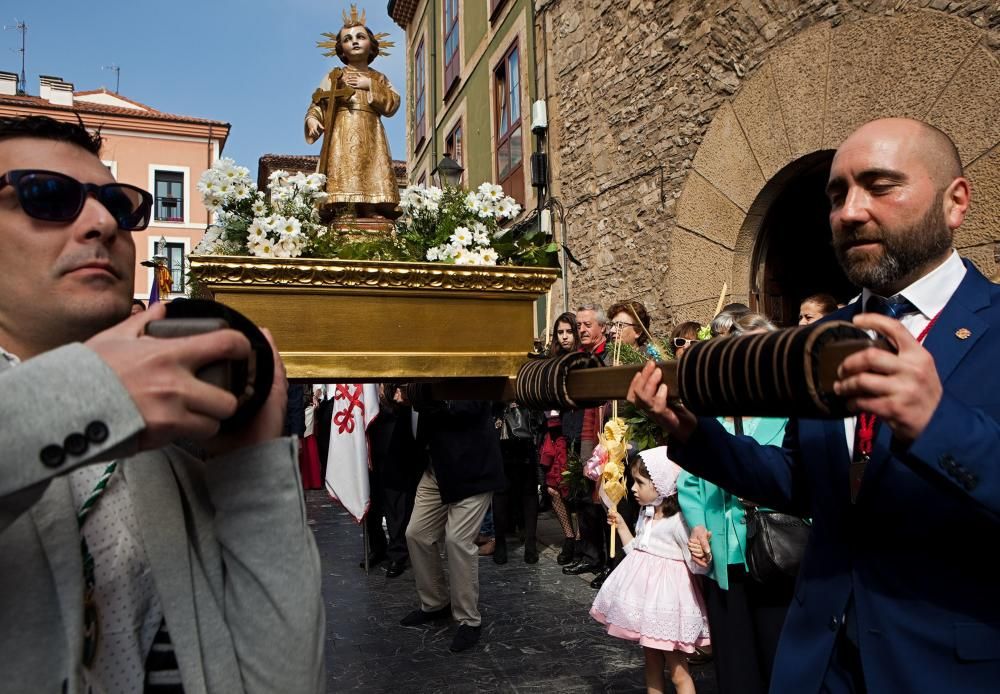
[833,191,952,295]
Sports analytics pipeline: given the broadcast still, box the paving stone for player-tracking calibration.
[308,491,717,692]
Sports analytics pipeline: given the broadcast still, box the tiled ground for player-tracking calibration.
[308,491,717,693]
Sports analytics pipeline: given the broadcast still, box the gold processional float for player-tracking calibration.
[187,5,886,434]
[187,251,883,418]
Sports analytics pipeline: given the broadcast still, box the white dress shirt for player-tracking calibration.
[842,250,967,456]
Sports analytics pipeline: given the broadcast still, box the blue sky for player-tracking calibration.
[2,0,406,170]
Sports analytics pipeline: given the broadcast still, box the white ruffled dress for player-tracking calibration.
[590,511,711,653]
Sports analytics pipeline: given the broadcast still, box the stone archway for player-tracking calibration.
[670,10,1000,323]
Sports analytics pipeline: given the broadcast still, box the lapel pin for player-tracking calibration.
[955,328,972,340]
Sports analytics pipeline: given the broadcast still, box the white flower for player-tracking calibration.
[478,182,504,201]
[479,247,499,265]
[473,229,490,246]
[425,186,444,203]
[277,216,302,238]
[305,173,326,191]
[464,191,479,212]
[449,226,472,247]
[475,200,494,218]
[247,219,268,243]
[426,247,441,261]
[232,183,252,200]
[250,239,276,258]
[496,198,514,218]
[453,247,472,264]
[251,200,268,216]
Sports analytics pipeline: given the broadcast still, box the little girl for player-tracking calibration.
[591,447,711,694]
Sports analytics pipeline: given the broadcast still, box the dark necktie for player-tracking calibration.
[850,294,918,504]
[864,294,918,319]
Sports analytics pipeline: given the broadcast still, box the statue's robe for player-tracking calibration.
[305,67,400,207]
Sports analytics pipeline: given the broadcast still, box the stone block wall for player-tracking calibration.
[538,0,1000,331]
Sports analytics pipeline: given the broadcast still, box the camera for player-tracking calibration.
[143,299,273,432]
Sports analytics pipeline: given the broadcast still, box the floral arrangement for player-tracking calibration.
[194,159,329,259]
[388,183,556,267]
[193,159,558,268]
[398,183,517,266]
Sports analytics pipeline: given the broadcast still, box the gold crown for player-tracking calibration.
[317,4,394,58]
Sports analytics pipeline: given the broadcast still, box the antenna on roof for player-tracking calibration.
[3,19,27,95]
[102,64,120,93]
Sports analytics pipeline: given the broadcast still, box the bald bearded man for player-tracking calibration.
[629,118,1000,693]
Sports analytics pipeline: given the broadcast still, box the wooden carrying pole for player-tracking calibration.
[424,321,885,420]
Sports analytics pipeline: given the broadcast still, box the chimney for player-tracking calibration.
[0,71,17,96]
[39,75,74,106]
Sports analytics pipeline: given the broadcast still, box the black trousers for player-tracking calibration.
[383,485,415,562]
[493,453,539,552]
[364,466,388,558]
[575,499,606,566]
[702,565,793,694]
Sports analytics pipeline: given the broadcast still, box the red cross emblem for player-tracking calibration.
[333,385,365,434]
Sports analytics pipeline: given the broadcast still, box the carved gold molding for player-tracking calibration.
[188,255,560,294]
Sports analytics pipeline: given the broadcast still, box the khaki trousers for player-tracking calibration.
[405,468,492,626]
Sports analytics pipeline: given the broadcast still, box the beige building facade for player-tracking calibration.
[537,1,1000,328]
[0,74,230,301]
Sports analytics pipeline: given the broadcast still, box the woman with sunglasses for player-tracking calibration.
[670,321,702,359]
[541,312,583,564]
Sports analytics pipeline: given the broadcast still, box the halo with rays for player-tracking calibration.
[316,4,395,58]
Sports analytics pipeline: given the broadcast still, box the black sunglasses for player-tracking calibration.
[0,169,153,231]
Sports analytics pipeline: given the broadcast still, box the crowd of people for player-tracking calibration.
[2,111,999,694]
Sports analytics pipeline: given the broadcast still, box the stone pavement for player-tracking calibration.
[307,491,718,693]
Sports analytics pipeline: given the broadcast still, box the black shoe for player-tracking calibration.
[449,624,482,653]
[359,550,387,569]
[399,604,451,627]
[524,546,539,564]
[493,540,508,565]
[563,561,602,576]
[556,538,575,565]
[386,559,407,578]
[590,565,613,589]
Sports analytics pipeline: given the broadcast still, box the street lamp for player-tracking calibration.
[432,155,464,188]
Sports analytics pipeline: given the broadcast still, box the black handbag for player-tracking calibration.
[743,505,811,583]
[731,417,811,583]
[499,404,538,442]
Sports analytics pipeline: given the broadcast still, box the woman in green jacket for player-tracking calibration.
[678,416,794,694]
[677,312,796,694]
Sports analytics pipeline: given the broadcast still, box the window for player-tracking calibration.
[414,39,426,147]
[443,0,460,94]
[489,0,508,22]
[494,43,523,204]
[445,121,464,185]
[417,172,427,187]
[165,242,185,293]
[154,170,185,222]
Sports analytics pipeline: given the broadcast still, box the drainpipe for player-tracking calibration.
[429,1,438,178]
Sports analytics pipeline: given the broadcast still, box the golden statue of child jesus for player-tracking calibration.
[305,6,400,220]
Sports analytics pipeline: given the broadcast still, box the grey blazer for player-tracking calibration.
[0,344,325,693]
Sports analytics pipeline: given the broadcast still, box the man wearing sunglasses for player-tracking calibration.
[0,116,323,693]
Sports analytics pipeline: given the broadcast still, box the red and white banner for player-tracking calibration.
[324,384,379,522]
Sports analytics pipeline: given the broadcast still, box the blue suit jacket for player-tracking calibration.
[669,260,1000,693]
